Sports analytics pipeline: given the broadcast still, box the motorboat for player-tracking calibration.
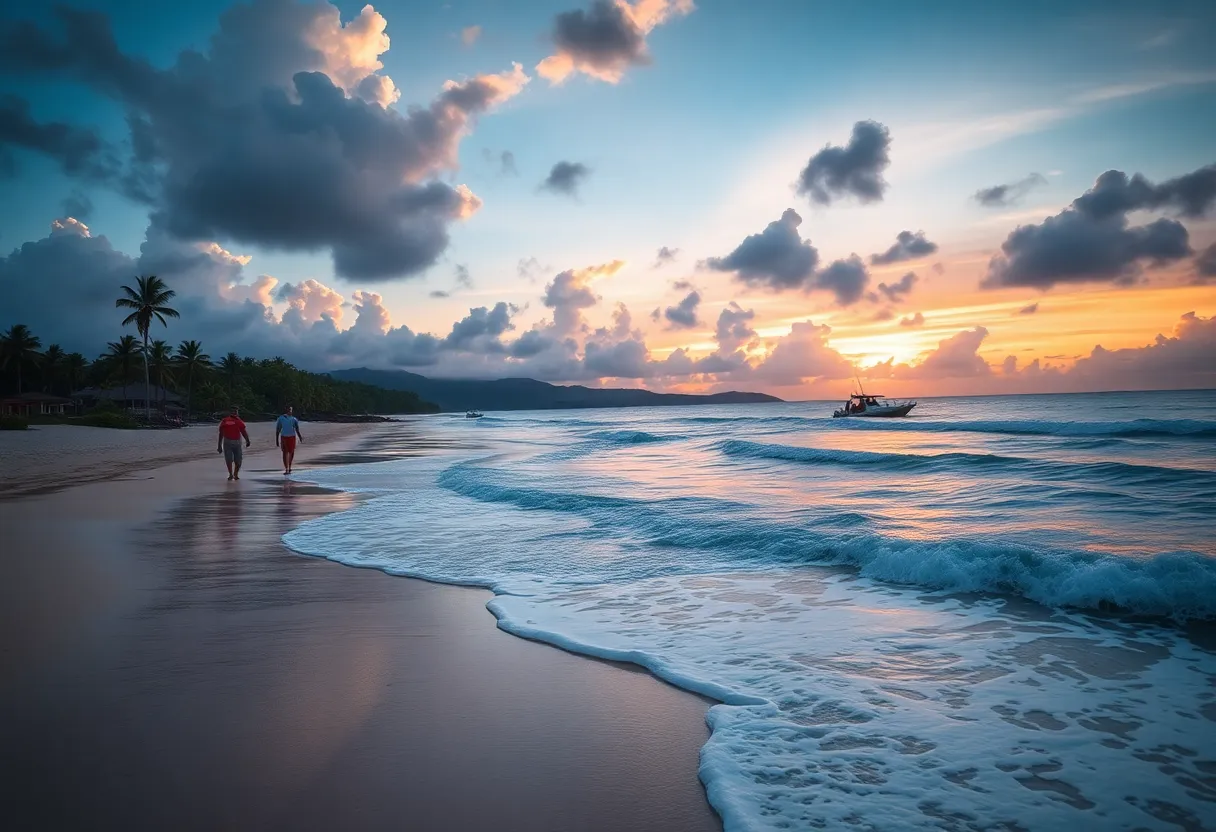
[465,410,483,419]
[832,393,915,418]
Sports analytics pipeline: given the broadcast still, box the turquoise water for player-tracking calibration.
[286,391,1216,830]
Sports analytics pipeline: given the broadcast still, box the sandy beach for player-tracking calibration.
[0,420,378,498]
[0,425,720,830]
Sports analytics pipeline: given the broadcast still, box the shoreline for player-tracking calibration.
[0,420,388,499]
[0,427,721,831]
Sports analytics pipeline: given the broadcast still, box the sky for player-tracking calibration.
[1,0,1214,399]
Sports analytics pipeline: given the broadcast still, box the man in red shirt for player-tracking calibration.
[217,406,252,481]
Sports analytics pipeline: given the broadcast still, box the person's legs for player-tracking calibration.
[283,436,296,474]
[224,442,236,480]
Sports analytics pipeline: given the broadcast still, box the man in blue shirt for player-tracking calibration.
[275,405,304,475]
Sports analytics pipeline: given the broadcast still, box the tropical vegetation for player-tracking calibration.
[1,277,438,422]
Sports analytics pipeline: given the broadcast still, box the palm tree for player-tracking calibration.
[0,325,42,394]
[64,352,88,404]
[116,275,180,419]
[102,335,142,405]
[218,352,242,396]
[41,344,65,394]
[147,340,175,411]
[175,340,211,417]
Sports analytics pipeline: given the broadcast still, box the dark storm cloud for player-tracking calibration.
[61,190,94,220]
[540,161,591,196]
[551,1,646,72]
[663,290,700,329]
[874,271,918,303]
[442,302,516,349]
[870,231,937,266]
[0,94,118,181]
[0,219,135,353]
[703,209,820,291]
[983,166,1208,290]
[796,120,891,206]
[984,210,1191,289]
[973,173,1047,208]
[0,4,526,282]
[1196,243,1216,281]
[815,256,869,306]
[1072,166,1216,221]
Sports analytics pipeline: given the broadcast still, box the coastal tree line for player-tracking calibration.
[0,276,437,418]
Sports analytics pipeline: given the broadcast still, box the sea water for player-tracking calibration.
[284,390,1216,830]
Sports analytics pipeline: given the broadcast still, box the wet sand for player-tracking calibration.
[0,420,379,498]
[0,427,720,831]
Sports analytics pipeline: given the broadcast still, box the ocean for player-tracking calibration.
[284,390,1216,831]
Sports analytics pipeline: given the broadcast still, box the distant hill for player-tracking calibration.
[330,368,783,412]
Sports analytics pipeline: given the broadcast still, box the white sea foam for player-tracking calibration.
[285,396,1216,830]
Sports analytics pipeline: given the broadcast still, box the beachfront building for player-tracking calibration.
[0,392,76,416]
[73,384,184,415]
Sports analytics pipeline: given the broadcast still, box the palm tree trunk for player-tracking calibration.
[16,363,21,395]
[186,366,193,419]
[142,333,151,420]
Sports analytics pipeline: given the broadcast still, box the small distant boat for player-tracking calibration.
[832,393,916,418]
[465,410,483,419]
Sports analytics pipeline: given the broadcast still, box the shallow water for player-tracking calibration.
[286,391,1216,830]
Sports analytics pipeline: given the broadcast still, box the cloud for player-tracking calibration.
[1071,165,1216,221]
[1018,302,1039,315]
[61,190,93,219]
[517,257,549,282]
[0,218,136,354]
[654,245,679,267]
[899,312,925,328]
[973,173,1047,207]
[795,120,891,206]
[874,271,918,303]
[461,25,481,46]
[0,94,119,181]
[276,278,344,326]
[896,327,991,379]
[0,3,529,282]
[715,302,757,352]
[870,231,938,266]
[454,264,473,289]
[539,160,591,197]
[542,259,625,334]
[984,209,1190,289]
[815,256,870,306]
[443,302,516,349]
[751,321,853,385]
[483,148,517,175]
[663,290,700,329]
[536,0,693,84]
[982,166,1207,290]
[1196,243,1216,281]
[703,208,819,291]
[1062,312,1215,391]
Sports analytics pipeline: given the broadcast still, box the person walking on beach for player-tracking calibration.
[217,405,251,481]
[275,405,304,475]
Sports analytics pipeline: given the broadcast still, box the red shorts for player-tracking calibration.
[281,436,297,453]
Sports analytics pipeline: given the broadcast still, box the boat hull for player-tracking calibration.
[832,403,916,418]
